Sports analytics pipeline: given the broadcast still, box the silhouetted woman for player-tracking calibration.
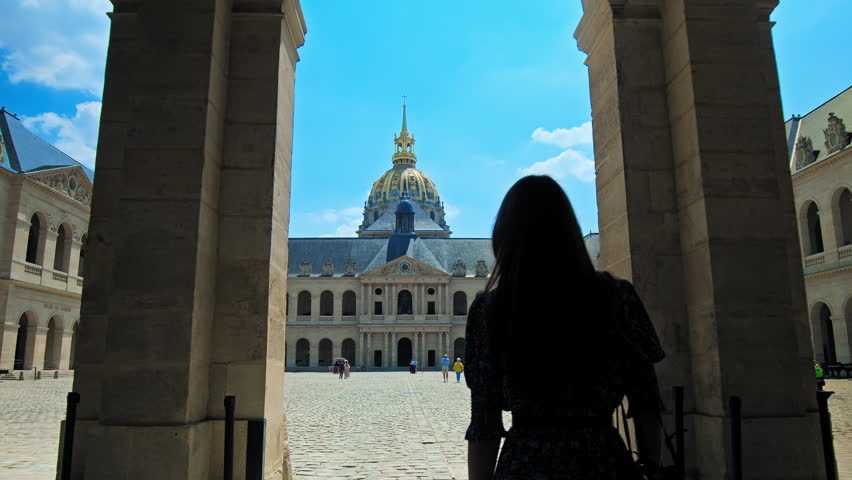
[465,175,665,479]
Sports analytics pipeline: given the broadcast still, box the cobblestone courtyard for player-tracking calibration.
[0,373,850,479]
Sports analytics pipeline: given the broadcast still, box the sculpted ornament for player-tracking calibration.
[795,136,817,170]
[321,259,334,276]
[298,260,312,277]
[475,260,489,277]
[823,112,849,155]
[451,259,467,277]
[343,259,357,276]
[31,170,92,207]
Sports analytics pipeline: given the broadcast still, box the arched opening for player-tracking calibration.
[342,290,356,316]
[805,202,824,255]
[297,291,311,316]
[13,313,29,370]
[429,211,435,221]
[44,316,61,369]
[816,303,836,364]
[54,224,70,272]
[69,321,79,370]
[397,337,412,366]
[25,213,43,265]
[320,291,334,316]
[397,290,413,315]
[453,291,468,315]
[78,234,87,277]
[295,338,310,367]
[835,188,852,247]
[453,337,465,362]
[318,338,333,366]
[341,338,356,363]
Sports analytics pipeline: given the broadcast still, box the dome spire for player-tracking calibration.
[392,101,416,167]
[401,98,408,133]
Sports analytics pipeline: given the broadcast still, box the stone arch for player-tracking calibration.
[44,315,62,369]
[453,291,467,315]
[453,337,465,362]
[800,201,824,255]
[78,233,88,277]
[318,338,333,366]
[811,302,836,364]
[25,212,47,265]
[341,338,356,363]
[397,289,413,315]
[69,320,79,370]
[295,338,310,367]
[832,186,852,247]
[397,337,412,366]
[13,312,35,370]
[320,290,334,316]
[342,290,356,316]
[297,291,311,316]
[54,223,73,272]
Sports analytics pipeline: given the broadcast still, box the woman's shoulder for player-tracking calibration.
[597,271,666,364]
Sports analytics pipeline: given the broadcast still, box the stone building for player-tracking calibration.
[0,108,92,371]
[786,86,852,364]
[285,105,599,369]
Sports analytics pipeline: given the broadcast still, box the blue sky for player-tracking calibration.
[1,0,849,238]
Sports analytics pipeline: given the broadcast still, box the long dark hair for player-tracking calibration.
[485,176,609,391]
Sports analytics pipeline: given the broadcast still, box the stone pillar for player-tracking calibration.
[390,332,397,367]
[66,1,306,479]
[57,329,75,370]
[360,284,367,315]
[68,239,82,278]
[412,332,419,366]
[0,323,19,370]
[366,332,372,367]
[576,1,822,477]
[832,315,851,364]
[310,291,320,321]
[818,210,839,254]
[26,325,48,370]
[42,231,58,273]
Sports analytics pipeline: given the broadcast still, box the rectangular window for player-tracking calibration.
[374,301,383,315]
[427,301,436,315]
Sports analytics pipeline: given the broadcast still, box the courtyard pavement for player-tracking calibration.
[0,372,849,479]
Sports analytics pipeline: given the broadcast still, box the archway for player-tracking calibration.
[453,291,467,315]
[295,339,310,367]
[44,316,60,369]
[835,188,852,247]
[320,291,334,316]
[397,290,413,315]
[342,291,356,316]
[815,303,836,364]
[13,313,29,370]
[318,338,333,366]
[804,202,824,255]
[25,213,43,265]
[297,291,311,316]
[341,338,356,363]
[69,321,79,370]
[453,337,465,362]
[78,234,87,277]
[397,337,412,366]
[54,224,70,272]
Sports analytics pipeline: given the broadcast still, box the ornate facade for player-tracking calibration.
[0,108,91,371]
[786,86,852,364]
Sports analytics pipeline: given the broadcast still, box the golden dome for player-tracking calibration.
[367,165,441,207]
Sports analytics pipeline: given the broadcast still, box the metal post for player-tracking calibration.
[224,396,235,480]
[730,396,742,480]
[817,390,837,480]
[674,386,685,477]
[60,392,80,480]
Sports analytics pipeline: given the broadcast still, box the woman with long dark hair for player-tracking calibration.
[464,175,665,479]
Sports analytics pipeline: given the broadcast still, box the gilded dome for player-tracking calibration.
[367,166,441,208]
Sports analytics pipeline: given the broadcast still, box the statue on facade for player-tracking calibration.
[298,260,312,277]
[320,259,334,276]
[475,260,488,277]
[343,259,357,276]
[795,135,817,170]
[451,259,466,277]
[824,112,849,155]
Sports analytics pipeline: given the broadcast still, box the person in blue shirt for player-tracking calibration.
[441,354,451,383]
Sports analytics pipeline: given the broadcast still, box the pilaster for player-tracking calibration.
[0,322,19,370]
[26,325,48,370]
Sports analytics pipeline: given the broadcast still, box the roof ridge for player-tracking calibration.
[2,110,94,175]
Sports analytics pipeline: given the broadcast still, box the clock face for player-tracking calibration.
[399,262,411,273]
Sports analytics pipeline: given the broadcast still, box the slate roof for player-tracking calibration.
[0,109,95,182]
[363,199,446,233]
[784,86,852,171]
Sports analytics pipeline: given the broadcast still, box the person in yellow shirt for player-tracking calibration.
[453,358,464,383]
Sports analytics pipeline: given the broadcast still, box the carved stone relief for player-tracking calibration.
[320,259,334,276]
[451,259,467,277]
[298,260,312,277]
[30,169,92,207]
[823,112,849,155]
[343,259,357,276]
[475,260,488,277]
[794,135,817,170]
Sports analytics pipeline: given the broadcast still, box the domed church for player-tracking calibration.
[284,104,600,370]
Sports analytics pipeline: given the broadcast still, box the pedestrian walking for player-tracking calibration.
[336,359,345,380]
[441,354,450,383]
[409,360,416,374]
[454,358,464,383]
[344,360,351,379]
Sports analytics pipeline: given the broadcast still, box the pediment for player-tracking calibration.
[360,255,448,277]
[26,166,92,207]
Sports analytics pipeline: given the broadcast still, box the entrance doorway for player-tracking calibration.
[14,314,29,370]
[373,350,382,367]
[820,304,836,363]
[318,338,333,366]
[453,337,465,362]
[428,350,436,367]
[295,338,310,367]
[397,337,412,366]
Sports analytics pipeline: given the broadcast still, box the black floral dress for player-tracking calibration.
[464,273,665,479]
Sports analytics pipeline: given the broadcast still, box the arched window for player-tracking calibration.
[295,338,310,367]
[397,290,413,315]
[25,213,43,264]
[342,291,356,316]
[44,316,60,369]
[341,338,356,363]
[318,338,333,366]
[70,321,79,370]
[453,337,465,362]
[297,291,311,316]
[78,234,87,277]
[320,290,334,316]
[14,313,30,370]
[54,224,69,272]
[836,188,852,247]
[453,291,468,315]
[805,202,824,255]
[814,303,836,364]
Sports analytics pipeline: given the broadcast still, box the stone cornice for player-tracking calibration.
[0,279,82,301]
[791,147,850,181]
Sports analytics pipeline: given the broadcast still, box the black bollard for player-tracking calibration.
[730,396,743,480]
[18,371,23,381]
[32,367,37,380]
[60,392,80,480]
[54,370,59,379]
[224,396,236,480]
[674,386,685,477]
[37,370,42,380]
[817,390,837,480]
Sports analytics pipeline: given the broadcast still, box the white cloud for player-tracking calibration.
[444,203,461,219]
[531,122,593,148]
[3,46,103,95]
[22,102,102,170]
[519,149,595,182]
[302,206,363,237]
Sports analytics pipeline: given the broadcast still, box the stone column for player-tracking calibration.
[390,332,397,367]
[360,284,367,315]
[818,210,839,254]
[311,291,320,322]
[42,231,58,273]
[576,1,822,477]
[25,325,48,370]
[832,315,851,364]
[68,239,82,278]
[0,323,19,370]
[66,1,306,479]
[56,328,74,370]
[412,332,419,367]
[366,332,373,367]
